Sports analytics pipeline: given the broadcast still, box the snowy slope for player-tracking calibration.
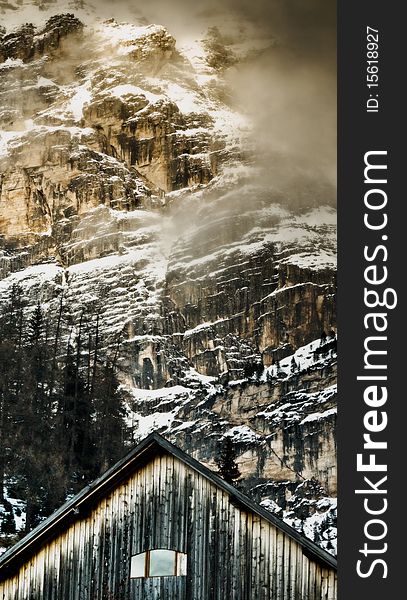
[0,7,337,555]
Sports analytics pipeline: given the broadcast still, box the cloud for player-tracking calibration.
[136,0,337,190]
[2,0,336,205]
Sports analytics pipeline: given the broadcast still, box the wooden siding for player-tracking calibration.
[0,454,337,600]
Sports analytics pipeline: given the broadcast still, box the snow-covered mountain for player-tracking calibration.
[0,6,337,555]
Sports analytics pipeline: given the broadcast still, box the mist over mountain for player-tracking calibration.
[0,1,337,557]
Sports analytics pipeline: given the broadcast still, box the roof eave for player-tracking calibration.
[0,432,337,577]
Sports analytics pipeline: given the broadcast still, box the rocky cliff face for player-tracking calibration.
[0,13,83,63]
[0,10,337,554]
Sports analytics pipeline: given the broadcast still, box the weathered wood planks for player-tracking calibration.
[0,453,337,600]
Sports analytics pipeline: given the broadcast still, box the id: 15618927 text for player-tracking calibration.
[366,26,379,113]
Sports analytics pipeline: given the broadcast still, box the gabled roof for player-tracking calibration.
[0,432,337,580]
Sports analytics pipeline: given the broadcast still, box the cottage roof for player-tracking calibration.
[0,432,337,579]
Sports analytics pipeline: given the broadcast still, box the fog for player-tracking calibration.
[98,0,337,200]
[2,0,336,207]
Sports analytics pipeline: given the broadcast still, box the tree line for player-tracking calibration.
[0,285,129,540]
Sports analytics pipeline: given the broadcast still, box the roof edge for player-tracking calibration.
[152,434,337,570]
[0,432,337,576]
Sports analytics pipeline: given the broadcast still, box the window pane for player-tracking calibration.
[176,552,187,576]
[149,549,176,576]
[130,552,146,578]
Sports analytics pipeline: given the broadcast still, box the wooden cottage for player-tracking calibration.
[0,433,337,599]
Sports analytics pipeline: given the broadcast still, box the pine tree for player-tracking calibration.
[0,294,131,533]
[13,301,65,530]
[27,303,47,406]
[0,285,26,502]
[0,500,16,535]
[215,437,241,484]
[57,347,96,487]
[92,363,128,474]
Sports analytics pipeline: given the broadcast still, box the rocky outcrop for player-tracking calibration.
[0,14,83,63]
[0,131,150,258]
[0,12,337,551]
[82,95,217,192]
[122,340,337,521]
[0,23,36,63]
[0,11,336,399]
[164,196,336,378]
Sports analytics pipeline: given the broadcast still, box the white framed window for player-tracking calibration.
[130,549,187,578]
